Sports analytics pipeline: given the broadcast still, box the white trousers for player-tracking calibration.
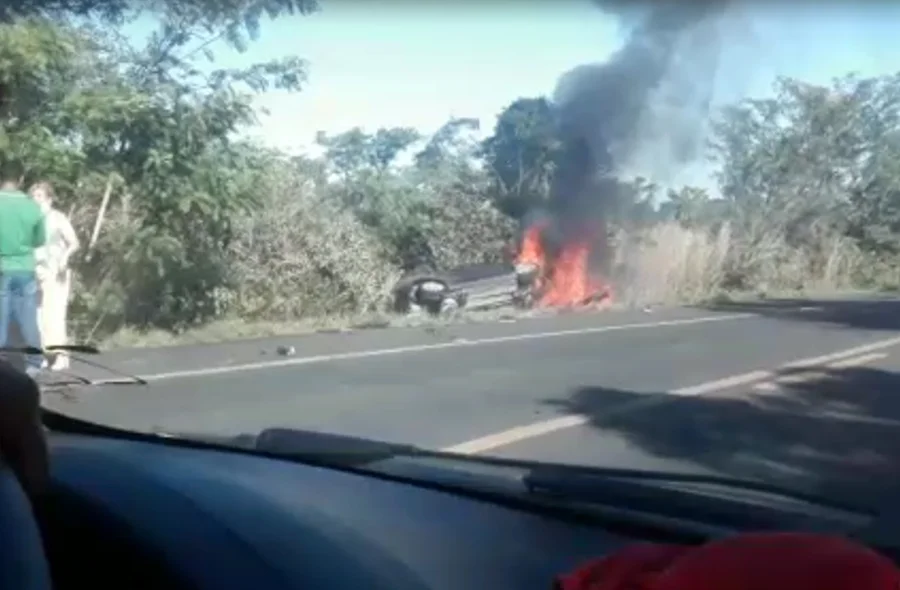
[38,270,71,370]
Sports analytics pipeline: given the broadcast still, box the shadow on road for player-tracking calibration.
[546,364,900,509]
[694,296,900,332]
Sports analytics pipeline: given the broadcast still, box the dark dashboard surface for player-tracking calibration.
[45,433,632,590]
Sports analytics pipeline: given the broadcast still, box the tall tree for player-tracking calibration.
[481,97,561,219]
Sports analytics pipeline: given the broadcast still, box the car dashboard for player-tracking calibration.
[37,432,638,590]
[24,428,900,590]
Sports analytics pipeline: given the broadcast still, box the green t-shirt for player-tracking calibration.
[0,190,46,272]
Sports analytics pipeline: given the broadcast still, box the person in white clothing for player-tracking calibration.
[30,182,80,371]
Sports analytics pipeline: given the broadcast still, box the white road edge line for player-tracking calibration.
[141,312,753,381]
[442,335,900,455]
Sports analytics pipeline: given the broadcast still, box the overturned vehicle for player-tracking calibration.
[391,263,522,316]
[391,241,610,318]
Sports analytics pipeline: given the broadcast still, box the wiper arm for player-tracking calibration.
[158,427,427,468]
[3,344,148,400]
[3,343,101,356]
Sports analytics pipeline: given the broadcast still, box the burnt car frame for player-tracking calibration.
[392,263,540,316]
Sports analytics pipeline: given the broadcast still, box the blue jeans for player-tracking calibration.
[0,271,43,371]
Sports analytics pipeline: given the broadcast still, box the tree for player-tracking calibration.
[481,97,562,220]
[1,0,319,33]
[92,7,313,328]
[0,0,125,22]
[703,72,900,288]
[314,126,424,224]
[0,19,88,186]
[665,186,717,226]
[0,1,318,331]
[710,75,890,234]
[316,126,421,179]
[414,117,480,170]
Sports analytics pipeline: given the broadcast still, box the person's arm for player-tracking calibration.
[60,213,81,260]
[32,206,46,249]
[58,212,79,270]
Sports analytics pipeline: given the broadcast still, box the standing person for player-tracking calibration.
[30,182,79,371]
[0,176,46,377]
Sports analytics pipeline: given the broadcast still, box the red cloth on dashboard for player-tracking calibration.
[555,532,900,590]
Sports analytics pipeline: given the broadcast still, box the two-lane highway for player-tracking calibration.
[42,296,900,508]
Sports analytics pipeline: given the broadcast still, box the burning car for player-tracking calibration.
[392,219,613,317]
[513,219,613,310]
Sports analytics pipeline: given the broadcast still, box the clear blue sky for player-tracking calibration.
[126,1,900,168]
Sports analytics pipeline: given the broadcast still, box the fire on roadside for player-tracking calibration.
[514,220,613,309]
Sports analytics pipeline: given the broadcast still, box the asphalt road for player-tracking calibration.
[41,295,900,509]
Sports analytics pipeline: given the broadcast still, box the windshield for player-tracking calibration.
[6,1,900,515]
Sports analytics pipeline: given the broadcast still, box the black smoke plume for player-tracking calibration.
[548,1,727,223]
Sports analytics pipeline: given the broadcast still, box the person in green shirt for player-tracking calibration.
[0,176,47,376]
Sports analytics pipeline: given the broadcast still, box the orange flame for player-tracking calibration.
[516,221,612,309]
[517,222,548,268]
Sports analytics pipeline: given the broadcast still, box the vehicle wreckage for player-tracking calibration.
[392,221,613,317]
[391,263,526,316]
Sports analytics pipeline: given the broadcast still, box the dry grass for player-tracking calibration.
[614,223,730,306]
[615,222,889,307]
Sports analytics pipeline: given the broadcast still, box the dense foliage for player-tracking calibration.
[2,6,898,344]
